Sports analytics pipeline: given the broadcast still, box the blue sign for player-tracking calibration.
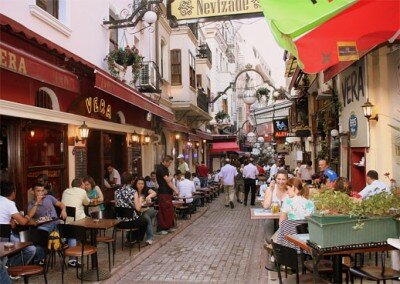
[349,112,358,138]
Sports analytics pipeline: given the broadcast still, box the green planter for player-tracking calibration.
[307,214,399,248]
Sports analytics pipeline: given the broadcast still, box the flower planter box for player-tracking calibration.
[307,214,399,248]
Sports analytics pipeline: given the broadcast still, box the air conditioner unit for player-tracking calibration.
[139,64,156,90]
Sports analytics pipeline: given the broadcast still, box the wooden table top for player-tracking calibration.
[250,208,280,220]
[69,217,120,230]
[285,234,395,256]
[0,242,32,259]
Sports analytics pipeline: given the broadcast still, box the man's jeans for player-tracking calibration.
[142,208,157,241]
[0,263,10,284]
[6,233,36,266]
[199,177,208,188]
[67,238,77,261]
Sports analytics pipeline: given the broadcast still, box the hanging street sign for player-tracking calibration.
[169,0,263,22]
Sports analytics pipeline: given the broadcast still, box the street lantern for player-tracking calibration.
[143,10,158,25]
[242,89,257,105]
[75,121,89,143]
[246,132,257,143]
[361,99,378,121]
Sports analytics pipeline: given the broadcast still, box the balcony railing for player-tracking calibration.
[136,61,162,93]
[197,88,209,113]
[197,43,212,64]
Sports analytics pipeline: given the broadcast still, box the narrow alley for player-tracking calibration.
[113,196,270,283]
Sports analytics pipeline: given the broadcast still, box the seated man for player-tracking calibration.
[192,173,201,190]
[27,183,67,233]
[178,172,201,208]
[359,170,391,199]
[27,173,54,204]
[61,178,90,267]
[0,182,36,266]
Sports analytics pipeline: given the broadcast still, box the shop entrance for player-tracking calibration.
[86,130,127,188]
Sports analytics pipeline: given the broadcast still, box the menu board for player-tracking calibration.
[74,147,87,178]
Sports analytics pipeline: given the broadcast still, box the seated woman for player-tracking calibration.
[277,177,315,250]
[262,170,289,243]
[115,172,147,245]
[83,176,104,213]
[134,177,157,245]
[334,177,351,195]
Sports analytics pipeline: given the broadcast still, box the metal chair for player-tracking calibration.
[114,207,141,256]
[8,229,49,284]
[58,224,99,284]
[272,240,330,284]
[89,211,116,271]
[64,206,76,223]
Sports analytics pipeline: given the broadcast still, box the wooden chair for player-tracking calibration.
[114,207,141,256]
[58,224,99,284]
[271,241,330,284]
[89,211,116,271]
[0,224,11,241]
[8,229,49,284]
[349,251,400,284]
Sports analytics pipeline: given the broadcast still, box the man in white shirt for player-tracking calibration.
[243,158,259,206]
[61,178,90,267]
[268,160,278,183]
[359,170,391,199]
[104,164,121,188]
[0,182,36,266]
[218,159,238,209]
[191,173,201,190]
[178,172,201,207]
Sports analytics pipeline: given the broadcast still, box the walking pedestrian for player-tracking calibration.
[218,158,237,209]
[243,158,259,206]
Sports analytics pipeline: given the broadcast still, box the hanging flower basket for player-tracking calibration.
[255,87,269,101]
[105,45,144,82]
[215,111,230,123]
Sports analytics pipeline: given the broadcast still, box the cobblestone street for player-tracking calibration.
[115,196,269,283]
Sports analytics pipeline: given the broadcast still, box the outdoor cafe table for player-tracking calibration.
[0,242,32,259]
[250,208,280,220]
[285,233,396,284]
[69,217,121,281]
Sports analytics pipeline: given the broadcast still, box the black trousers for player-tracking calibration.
[244,178,257,205]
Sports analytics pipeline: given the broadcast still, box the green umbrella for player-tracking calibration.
[259,0,357,66]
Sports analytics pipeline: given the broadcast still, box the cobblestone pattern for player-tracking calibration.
[118,197,268,283]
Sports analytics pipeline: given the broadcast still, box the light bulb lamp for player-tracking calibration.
[144,133,151,144]
[131,131,140,144]
[103,0,162,29]
[361,99,378,121]
[175,133,181,140]
[75,122,90,143]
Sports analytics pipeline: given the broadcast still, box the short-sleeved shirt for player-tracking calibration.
[196,164,209,177]
[281,196,315,221]
[0,196,18,224]
[61,187,90,222]
[28,195,58,219]
[110,168,121,185]
[359,180,391,199]
[243,163,259,179]
[219,164,238,186]
[178,179,196,203]
[178,162,189,174]
[156,164,172,195]
[114,184,139,220]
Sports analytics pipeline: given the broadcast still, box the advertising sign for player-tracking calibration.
[273,119,289,138]
[170,0,262,21]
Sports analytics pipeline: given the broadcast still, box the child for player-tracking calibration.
[279,177,314,223]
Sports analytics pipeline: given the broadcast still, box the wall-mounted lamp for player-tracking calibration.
[330,129,339,139]
[195,142,200,148]
[144,133,151,144]
[131,131,140,143]
[175,133,181,140]
[361,99,379,121]
[30,129,35,138]
[75,121,90,143]
[202,139,206,143]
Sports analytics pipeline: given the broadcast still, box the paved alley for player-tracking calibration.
[116,196,269,283]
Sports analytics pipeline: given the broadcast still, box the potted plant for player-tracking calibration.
[255,87,269,101]
[105,45,144,83]
[215,111,230,124]
[308,189,400,248]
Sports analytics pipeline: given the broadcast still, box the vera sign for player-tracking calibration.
[170,0,262,21]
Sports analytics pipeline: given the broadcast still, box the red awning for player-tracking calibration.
[95,71,174,121]
[0,41,80,93]
[211,141,240,153]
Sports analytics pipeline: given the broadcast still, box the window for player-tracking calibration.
[189,52,196,89]
[109,11,119,52]
[36,89,53,110]
[171,49,181,85]
[36,0,59,19]
[196,74,202,89]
